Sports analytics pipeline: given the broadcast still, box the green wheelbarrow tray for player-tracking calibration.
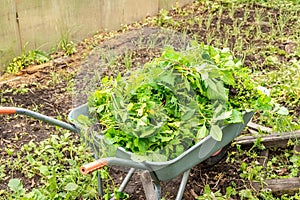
[69,104,253,181]
[69,104,254,199]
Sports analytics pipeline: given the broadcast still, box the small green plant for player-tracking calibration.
[100,168,129,200]
[58,39,77,56]
[6,50,50,74]
[240,161,264,182]
[197,185,236,200]
[7,179,26,199]
[154,9,179,28]
[50,71,62,85]
[123,51,133,70]
[239,189,258,200]
[58,31,77,56]
[264,147,300,179]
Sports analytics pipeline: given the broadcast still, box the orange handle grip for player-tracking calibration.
[0,107,17,114]
[80,160,108,175]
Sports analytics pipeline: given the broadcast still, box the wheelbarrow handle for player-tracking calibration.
[80,160,108,175]
[0,107,80,133]
[0,107,17,114]
[80,157,149,175]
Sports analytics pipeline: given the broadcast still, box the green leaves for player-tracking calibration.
[206,79,228,101]
[181,108,196,121]
[160,70,176,86]
[222,70,235,86]
[64,183,79,191]
[7,50,50,74]
[8,179,24,194]
[196,124,208,139]
[229,109,244,124]
[214,110,232,122]
[88,41,254,161]
[210,125,223,141]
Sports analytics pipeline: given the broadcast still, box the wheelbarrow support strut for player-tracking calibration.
[81,157,191,200]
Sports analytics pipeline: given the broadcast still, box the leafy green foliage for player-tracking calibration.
[197,184,238,200]
[3,132,101,200]
[197,185,227,200]
[6,50,50,74]
[88,42,275,161]
[7,179,26,199]
[58,40,77,56]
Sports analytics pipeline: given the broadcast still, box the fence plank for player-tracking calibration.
[0,0,194,73]
[16,0,103,51]
[159,0,192,10]
[100,0,159,30]
[0,0,20,71]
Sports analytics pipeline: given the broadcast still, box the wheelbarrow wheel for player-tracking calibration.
[203,144,230,166]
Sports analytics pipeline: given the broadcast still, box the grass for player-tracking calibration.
[1,0,300,199]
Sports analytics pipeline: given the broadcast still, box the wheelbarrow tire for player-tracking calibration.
[203,144,230,166]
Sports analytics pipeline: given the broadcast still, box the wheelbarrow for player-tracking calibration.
[0,105,253,199]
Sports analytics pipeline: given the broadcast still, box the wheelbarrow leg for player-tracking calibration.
[93,154,104,197]
[97,171,103,196]
[176,169,190,200]
[153,181,161,200]
[118,168,136,192]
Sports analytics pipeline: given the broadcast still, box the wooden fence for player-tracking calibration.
[0,0,193,72]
